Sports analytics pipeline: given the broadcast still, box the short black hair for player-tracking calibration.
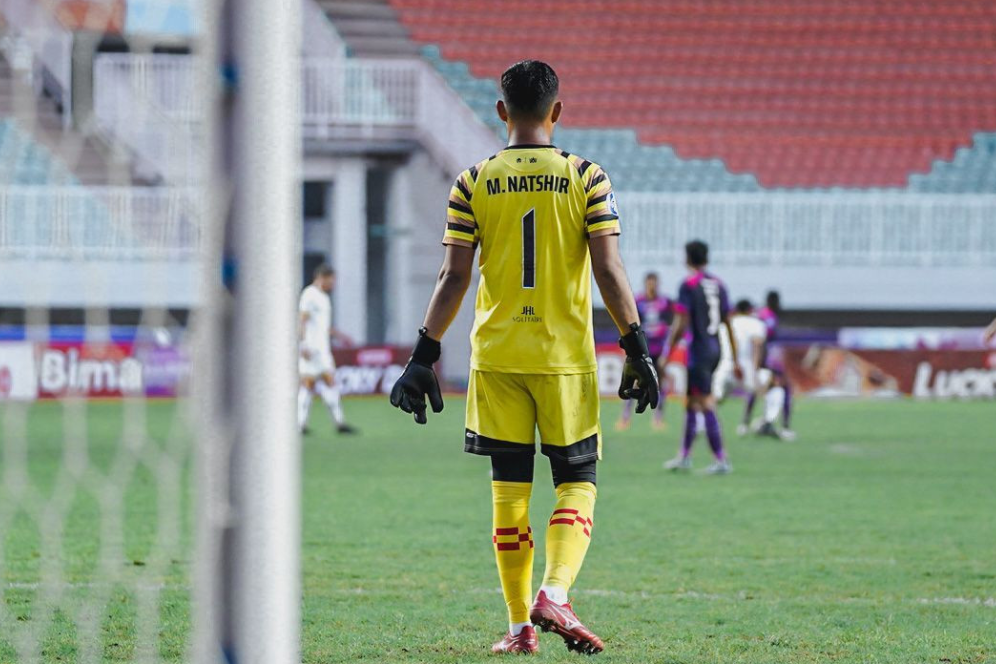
[685,240,709,267]
[500,60,559,121]
[766,290,781,313]
[735,299,753,314]
[313,263,335,279]
[644,272,659,281]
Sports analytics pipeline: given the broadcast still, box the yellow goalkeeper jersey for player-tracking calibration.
[442,145,621,374]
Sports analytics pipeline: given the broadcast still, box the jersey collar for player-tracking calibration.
[504,143,556,150]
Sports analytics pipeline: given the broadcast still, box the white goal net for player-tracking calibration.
[0,0,301,661]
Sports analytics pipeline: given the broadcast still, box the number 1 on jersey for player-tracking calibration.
[522,208,535,289]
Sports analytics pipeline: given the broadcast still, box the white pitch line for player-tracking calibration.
[8,583,993,609]
[5,582,175,591]
[326,586,996,608]
[917,597,996,607]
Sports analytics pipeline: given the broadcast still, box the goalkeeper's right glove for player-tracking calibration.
[618,322,661,413]
[389,327,444,425]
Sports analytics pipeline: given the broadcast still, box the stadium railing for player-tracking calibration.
[93,53,501,180]
[94,54,198,122]
[0,186,199,259]
[93,54,202,183]
[300,58,415,135]
[301,57,502,173]
[1,0,74,126]
[619,192,996,268]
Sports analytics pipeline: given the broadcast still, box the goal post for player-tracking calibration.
[193,0,302,661]
[0,0,303,658]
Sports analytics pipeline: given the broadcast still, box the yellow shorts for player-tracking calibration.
[464,370,602,464]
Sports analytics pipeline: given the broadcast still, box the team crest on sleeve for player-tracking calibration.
[607,191,619,216]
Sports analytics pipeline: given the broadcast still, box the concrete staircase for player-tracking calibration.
[318,0,421,57]
[0,46,138,185]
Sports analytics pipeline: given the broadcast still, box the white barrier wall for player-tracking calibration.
[620,193,996,269]
[0,187,198,307]
[615,193,996,310]
[2,186,995,313]
[0,187,198,259]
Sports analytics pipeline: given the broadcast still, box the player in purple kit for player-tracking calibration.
[616,272,671,431]
[663,241,739,474]
[754,290,796,440]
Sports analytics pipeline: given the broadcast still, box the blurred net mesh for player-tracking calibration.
[0,0,212,660]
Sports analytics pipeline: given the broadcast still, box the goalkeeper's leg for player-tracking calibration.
[467,371,541,652]
[490,455,535,638]
[526,372,603,653]
[539,459,596,601]
[532,458,603,654]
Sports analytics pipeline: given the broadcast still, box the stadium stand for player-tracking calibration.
[0,119,77,185]
[319,0,421,57]
[0,37,135,185]
[379,0,996,192]
[422,47,762,192]
[0,42,78,185]
[909,132,996,193]
[0,17,187,262]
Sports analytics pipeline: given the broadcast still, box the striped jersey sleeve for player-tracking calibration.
[582,163,620,238]
[442,167,478,247]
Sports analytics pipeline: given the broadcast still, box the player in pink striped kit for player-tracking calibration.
[616,272,672,431]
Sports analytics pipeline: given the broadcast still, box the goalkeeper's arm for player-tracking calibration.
[589,234,660,411]
[390,244,474,424]
[588,234,639,334]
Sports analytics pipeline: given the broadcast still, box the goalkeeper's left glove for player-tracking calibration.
[390,327,444,425]
[618,322,660,413]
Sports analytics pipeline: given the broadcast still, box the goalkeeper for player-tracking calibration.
[390,60,658,655]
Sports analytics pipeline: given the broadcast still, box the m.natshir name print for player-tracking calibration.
[487,175,571,196]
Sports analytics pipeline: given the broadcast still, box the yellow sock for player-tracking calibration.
[491,480,534,624]
[542,481,597,593]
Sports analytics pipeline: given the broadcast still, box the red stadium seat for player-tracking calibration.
[389,0,996,187]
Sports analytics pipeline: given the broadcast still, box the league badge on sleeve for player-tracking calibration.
[607,191,619,216]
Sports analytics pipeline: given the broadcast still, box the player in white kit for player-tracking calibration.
[713,299,768,436]
[298,264,357,435]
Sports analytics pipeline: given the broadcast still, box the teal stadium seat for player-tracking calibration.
[0,119,79,186]
[0,120,123,254]
[909,133,996,193]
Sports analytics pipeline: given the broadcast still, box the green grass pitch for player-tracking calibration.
[1,397,994,663]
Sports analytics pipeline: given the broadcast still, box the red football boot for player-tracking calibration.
[529,591,604,655]
[491,625,539,654]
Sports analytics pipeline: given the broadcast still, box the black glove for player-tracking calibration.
[618,323,661,414]
[390,327,444,424]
